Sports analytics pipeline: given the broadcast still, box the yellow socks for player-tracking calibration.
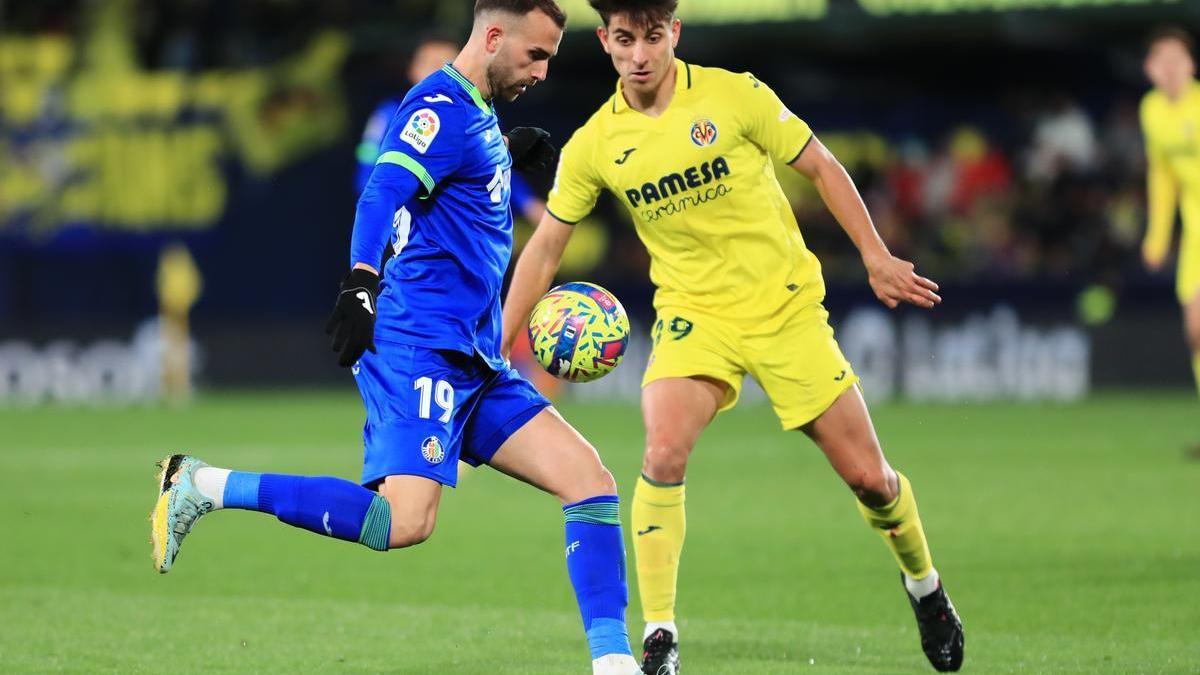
[857,471,933,580]
[632,474,686,623]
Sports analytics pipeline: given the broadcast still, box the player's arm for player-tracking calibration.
[325,163,423,366]
[327,99,465,367]
[736,71,938,309]
[500,130,601,359]
[501,212,576,359]
[1141,108,1178,272]
[790,138,940,309]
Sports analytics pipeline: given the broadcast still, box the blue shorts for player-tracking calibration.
[354,341,551,488]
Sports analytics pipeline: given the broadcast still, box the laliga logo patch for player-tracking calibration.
[690,118,718,147]
[420,436,445,465]
[400,108,440,154]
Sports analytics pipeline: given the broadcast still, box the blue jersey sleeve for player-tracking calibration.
[374,97,466,198]
[350,163,421,269]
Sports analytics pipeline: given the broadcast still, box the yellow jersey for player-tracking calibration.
[547,60,823,322]
[1140,80,1200,263]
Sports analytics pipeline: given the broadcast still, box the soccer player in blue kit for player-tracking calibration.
[150,2,641,672]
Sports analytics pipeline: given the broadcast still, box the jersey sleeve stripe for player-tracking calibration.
[785,133,815,165]
[377,150,436,195]
[545,206,582,226]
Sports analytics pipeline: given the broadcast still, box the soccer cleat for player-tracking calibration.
[903,573,964,672]
[150,454,214,574]
[640,628,680,675]
[592,653,641,675]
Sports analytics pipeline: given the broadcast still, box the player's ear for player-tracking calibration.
[670,19,681,48]
[485,23,505,54]
[596,26,611,54]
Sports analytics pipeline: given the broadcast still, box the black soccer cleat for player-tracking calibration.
[903,573,964,672]
[640,628,680,675]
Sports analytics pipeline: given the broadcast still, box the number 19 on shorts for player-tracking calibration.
[414,377,455,423]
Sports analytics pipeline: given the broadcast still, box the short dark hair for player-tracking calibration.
[588,0,677,29]
[1147,25,1195,55]
[474,0,567,29]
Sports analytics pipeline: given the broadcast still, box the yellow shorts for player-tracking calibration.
[641,301,858,429]
[1178,234,1200,305]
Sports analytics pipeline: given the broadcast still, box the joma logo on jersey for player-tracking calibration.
[624,156,731,207]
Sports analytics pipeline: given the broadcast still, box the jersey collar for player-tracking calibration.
[612,59,692,115]
[441,63,495,116]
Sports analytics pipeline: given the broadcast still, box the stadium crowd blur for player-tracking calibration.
[790,94,1145,287]
[2,0,1196,323]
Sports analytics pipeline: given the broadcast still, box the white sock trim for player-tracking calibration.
[904,567,940,599]
[193,467,230,509]
[643,620,678,642]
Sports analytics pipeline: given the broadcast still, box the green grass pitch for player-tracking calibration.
[1,392,1197,673]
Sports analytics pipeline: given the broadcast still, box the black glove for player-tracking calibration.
[504,126,557,172]
[324,268,379,367]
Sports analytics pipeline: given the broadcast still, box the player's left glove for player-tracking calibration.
[504,126,557,172]
[325,268,379,368]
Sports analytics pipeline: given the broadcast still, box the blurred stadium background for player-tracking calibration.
[2,1,1198,673]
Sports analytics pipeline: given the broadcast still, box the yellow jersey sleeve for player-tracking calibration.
[546,125,602,225]
[737,72,814,164]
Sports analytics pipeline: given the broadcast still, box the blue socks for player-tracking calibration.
[223,472,391,551]
[563,495,633,660]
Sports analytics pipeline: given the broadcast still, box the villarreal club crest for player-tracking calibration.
[690,118,718,147]
[528,282,630,383]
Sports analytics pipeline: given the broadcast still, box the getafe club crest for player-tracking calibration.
[420,436,445,465]
[690,118,718,147]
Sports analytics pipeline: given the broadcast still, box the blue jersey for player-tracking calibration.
[356,96,539,214]
[363,64,513,369]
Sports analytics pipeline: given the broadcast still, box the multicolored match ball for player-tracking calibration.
[528,282,630,383]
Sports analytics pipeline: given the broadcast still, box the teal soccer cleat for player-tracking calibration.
[150,454,214,574]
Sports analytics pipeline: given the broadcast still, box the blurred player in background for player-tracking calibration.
[152,3,641,672]
[502,0,963,672]
[355,33,546,223]
[1140,27,1200,427]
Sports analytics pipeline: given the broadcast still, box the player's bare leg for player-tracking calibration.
[1184,292,1200,397]
[489,406,618,503]
[375,475,442,548]
[641,377,725,482]
[802,385,963,672]
[633,376,726,675]
[488,407,640,675]
[1183,292,1200,458]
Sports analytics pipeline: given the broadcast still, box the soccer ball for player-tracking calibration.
[528,282,630,382]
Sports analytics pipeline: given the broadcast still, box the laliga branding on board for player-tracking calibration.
[0,320,199,405]
[834,306,1089,401]
[571,305,1090,403]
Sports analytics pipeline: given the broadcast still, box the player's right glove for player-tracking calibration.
[504,126,557,172]
[325,267,379,367]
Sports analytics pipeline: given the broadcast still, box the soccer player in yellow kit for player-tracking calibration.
[501,1,963,672]
[1140,27,1200,411]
